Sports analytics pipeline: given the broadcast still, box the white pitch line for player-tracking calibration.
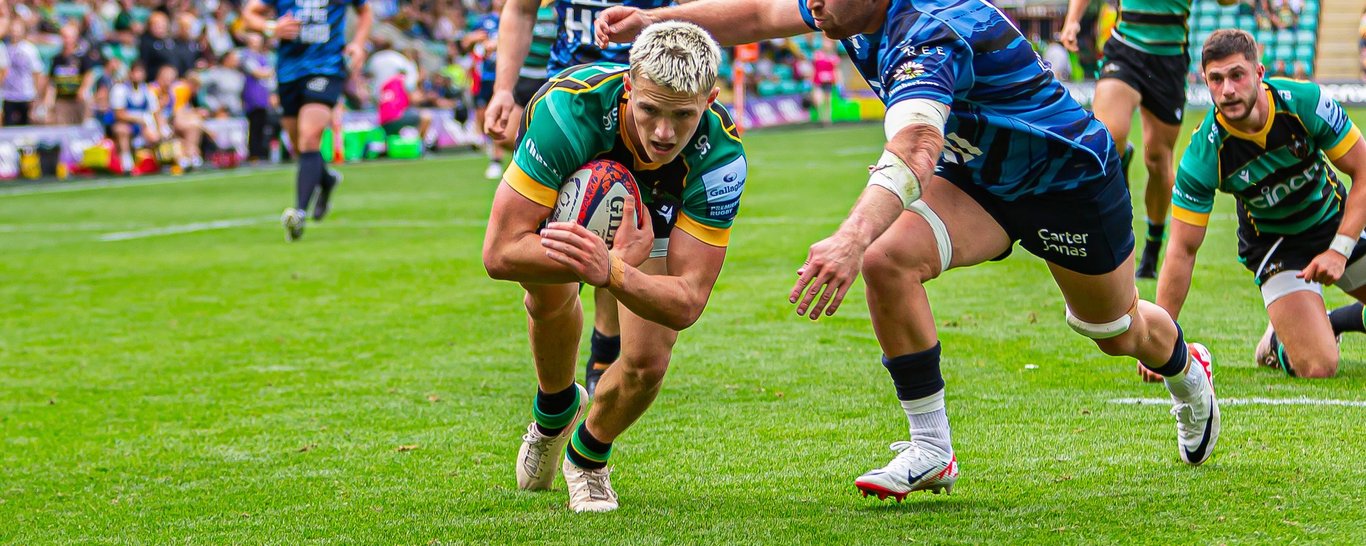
[99,216,276,241]
[1110,397,1366,408]
[0,222,144,233]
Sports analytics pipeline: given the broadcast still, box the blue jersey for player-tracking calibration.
[264,0,365,83]
[548,0,673,75]
[478,13,500,80]
[799,0,1116,200]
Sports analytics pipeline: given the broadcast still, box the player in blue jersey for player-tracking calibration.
[600,0,1222,499]
[485,0,679,398]
[244,0,373,241]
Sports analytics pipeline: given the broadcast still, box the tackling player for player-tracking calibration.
[1157,30,1366,379]
[482,23,747,512]
[243,0,373,241]
[485,0,679,398]
[1061,0,1237,279]
[599,0,1221,500]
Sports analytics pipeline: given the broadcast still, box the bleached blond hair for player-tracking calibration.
[628,22,722,96]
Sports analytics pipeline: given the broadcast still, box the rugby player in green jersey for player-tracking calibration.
[1156,30,1366,379]
[1062,0,1237,278]
[482,23,747,512]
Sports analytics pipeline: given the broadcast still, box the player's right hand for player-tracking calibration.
[276,14,301,40]
[610,198,654,267]
[1059,21,1080,52]
[595,6,653,49]
[483,90,517,141]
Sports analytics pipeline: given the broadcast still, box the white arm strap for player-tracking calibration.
[868,99,950,209]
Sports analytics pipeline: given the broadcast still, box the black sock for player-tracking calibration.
[1142,323,1188,377]
[566,422,612,470]
[296,151,323,211]
[589,329,621,369]
[319,165,337,191]
[1329,303,1366,335]
[881,343,944,401]
[1146,221,1166,245]
[533,385,580,437]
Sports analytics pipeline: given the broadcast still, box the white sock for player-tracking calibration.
[1164,352,1205,401]
[901,389,952,455]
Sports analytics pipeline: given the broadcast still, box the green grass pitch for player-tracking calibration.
[3,110,1366,544]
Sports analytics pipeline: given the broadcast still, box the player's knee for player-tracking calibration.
[1066,308,1138,357]
[862,246,935,286]
[617,354,670,388]
[521,288,576,321]
[1092,332,1139,358]
[1142,147,1172,173]
[1291,351,1339,378]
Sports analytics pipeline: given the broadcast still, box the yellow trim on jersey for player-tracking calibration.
[709,106,742,144]
[1216,89,1275,148]
[1327,125,1363,162]
[504,162,557,208]
[523,70,627,135]
[1172,206,1210,227]
[677,214,731,247]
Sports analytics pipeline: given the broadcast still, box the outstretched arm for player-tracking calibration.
[790,99,948,320]
[1156,218,1207,321]
[595,0,811,47]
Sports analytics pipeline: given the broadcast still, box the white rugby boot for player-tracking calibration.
[1173,343,1220,466]
[281,207,306,241]
[563,458,618,512]
[854,441,957,501]
[1254,324,1278,369]
[515,383,588,490]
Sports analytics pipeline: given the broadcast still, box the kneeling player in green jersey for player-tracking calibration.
[1156,30,1366,379]
[482,22,746,512]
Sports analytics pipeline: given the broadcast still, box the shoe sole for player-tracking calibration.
[854,479,955,502]
[517,384,590,491]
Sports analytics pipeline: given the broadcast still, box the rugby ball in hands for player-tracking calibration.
[549,159,645,246]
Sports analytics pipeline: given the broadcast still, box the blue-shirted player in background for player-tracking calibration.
[485,0,678,398]
[600,0,1221,500]
[244,0,373,241]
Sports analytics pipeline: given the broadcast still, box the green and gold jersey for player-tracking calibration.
[521,5,558,80]
[1112,0,1194,56]
[506,63,747,247]
[1174,78,1363,236]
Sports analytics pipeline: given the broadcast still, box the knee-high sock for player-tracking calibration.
[296,151,323,211]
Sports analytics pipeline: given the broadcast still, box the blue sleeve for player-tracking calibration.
[796,0,817,31]
[880,17,971,107]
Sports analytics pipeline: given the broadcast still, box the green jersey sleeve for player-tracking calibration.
[1172,115,1221,226]
[506,86,608,207]
[1291,79,1363,162]
[676,105,747,247]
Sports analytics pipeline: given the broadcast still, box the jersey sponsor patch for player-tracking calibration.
[700,155,746,217]
[1317,94,1348,135]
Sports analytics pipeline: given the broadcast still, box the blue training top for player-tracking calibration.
[799,0,1116,200]
[547,0,673,75]
[262,0,366,84]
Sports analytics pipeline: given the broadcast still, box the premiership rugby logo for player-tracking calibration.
[893,61,926,81]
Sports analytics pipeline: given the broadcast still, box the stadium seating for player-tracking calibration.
[1187,0,1321,78]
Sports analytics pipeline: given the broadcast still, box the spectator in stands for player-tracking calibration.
[140,12,178,79]
[2,18,44,126]
[367,36,419,99]
[102,9,139,68]
[110,61,161,172]
[241,32,276,162]
[809,39,838,127]
[153,64,205,170]
[377,65,430,140]
[1359,8,1366,79]
[91,55,122,131]
[45,23,99,125]
[203,3,236,59]
[200,51,244,118]
[170,12,204,75]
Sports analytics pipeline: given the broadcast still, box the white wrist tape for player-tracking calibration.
[1330,234,1357,257]
[885,98,949,140]
[868,150,921,208]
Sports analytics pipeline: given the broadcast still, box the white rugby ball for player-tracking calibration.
[549,159,644,246]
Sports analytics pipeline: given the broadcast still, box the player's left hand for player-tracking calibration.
[1300,249,1348,285]
[791,233,864,320]
[541,222,613,286]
